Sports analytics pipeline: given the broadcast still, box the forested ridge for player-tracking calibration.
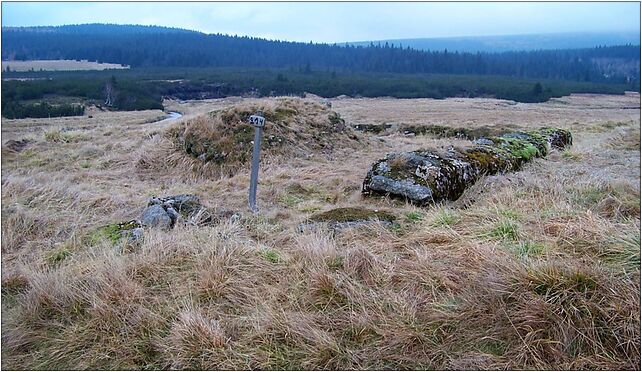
[2,24,640,84]
[2,24,640,118]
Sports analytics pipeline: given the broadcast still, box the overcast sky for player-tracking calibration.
[2,2,640,43]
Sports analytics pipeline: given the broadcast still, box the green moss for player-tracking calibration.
[464,148,503,174]
[89,220,140,246]
[513,143,539,161]
[400,124,515,139]
[309,207,396,223]
[278,194,304,208]
[495,137,542,162]
[232,125,254,144]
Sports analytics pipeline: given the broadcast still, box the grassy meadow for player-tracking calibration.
[1,93,640,369]
[2,59,129,72]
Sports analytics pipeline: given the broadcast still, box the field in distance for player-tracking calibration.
[2,59,129,72]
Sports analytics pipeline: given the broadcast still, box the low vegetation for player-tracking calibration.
[161,98,361,177]
[1,94,639,369]
[2,101,85,119]
[2,67,638,119]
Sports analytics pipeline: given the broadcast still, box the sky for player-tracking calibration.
[2,1,640,43]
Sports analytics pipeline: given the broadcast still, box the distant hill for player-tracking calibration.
[2,24,640,84]
[2,23,198,35]
[346,31,641,53]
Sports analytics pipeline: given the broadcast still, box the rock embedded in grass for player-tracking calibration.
[141,204,172,229]
[399,124,524,139]
[363,127,572,204]
[142,194,240,228]
[299,207,396,232]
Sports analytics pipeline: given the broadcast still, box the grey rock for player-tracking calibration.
[297,220,393,234]
[141,204,172,229]
[144,193,239,229]
[166,207,181,224]
[363,127,573,204]
[473,138,494,146]
[367,175,434,203]
[130,227,144,241]
[120,227,145,247]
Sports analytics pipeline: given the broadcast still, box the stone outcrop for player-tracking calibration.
[298,207,396,232]
[91,194,240,249]
[400,124,516,139]
[353,123,392,134]
[141,194,240,229]
[362,127,572,204]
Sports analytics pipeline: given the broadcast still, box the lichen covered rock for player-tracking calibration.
[299,207,396,232]
[363,127,572,204]
[144,194,240,228]
[400,124,515,139]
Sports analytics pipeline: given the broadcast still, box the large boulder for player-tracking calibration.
[363,127,572,204]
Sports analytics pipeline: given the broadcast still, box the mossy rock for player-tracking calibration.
[400,124,516,139]
[353,123,392,134]
[363,127,573,204]
[309,207,396,223]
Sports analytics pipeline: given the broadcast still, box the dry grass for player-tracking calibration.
[1,94,640,369]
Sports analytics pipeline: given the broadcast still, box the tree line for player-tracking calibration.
[2,24,639,85]
[2,101,84,119]
[3,68,635,119]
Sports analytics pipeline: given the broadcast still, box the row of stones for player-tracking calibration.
[362,127,573,205]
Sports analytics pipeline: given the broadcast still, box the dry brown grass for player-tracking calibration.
[1,94,640,369]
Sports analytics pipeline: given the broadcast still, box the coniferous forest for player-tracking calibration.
[2,24,640,118]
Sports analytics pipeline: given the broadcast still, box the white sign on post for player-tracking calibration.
[249,115,265,128]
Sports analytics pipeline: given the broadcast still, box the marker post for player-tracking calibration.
[248,113,265,213]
